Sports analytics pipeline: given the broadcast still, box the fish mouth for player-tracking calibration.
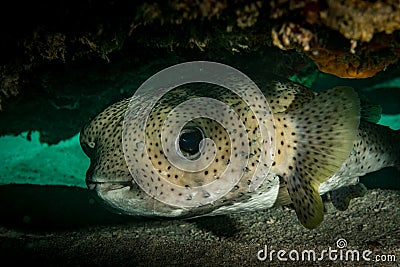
[86,180,132,192]
[85,163,134,192]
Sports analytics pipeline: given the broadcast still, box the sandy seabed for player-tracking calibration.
[0,186,398,266]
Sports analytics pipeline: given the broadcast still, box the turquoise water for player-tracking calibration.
[0,131,88,187]
[379,113,400,130]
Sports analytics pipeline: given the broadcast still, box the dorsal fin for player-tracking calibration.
[274,86,360,229]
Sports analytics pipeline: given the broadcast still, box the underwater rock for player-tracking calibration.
[2,0,400,107]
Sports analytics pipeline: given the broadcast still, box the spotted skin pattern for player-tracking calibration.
[80,80,400,228]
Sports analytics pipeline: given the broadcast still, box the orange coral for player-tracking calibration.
[307,48,395,78]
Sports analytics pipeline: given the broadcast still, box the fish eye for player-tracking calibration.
[81,139,96,158]
[178,127,204,159]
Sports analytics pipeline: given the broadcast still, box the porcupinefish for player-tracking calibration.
[80,79,399,229]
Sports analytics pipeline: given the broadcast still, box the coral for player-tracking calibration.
[308,44,398,79]
[0,68,19,110]
[32,31,67,61]
[272,22,315,51]
[308,50,372,78]
[270,0,400,78]
[236,2,263,29]
[321,0,400,42]
[171,0,228,21]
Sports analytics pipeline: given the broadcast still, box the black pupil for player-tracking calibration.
[179,128,203,155]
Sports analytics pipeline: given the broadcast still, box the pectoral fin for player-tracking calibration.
[278,86,360,229]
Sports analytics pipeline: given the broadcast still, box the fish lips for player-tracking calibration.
[85,162,133,192]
